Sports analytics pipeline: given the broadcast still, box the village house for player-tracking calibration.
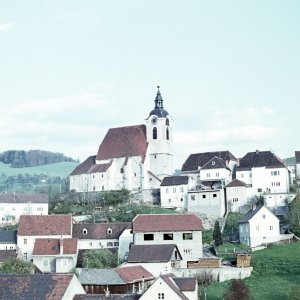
[0,274,85,299]
[236,150,291,215]
[0,230,17,250]
[238,205,280,248]
[69,87,173,192]
[17,214,73,262]
[160,176,194,210]
[131,214,203,265]
[139,274,198,300]
[32,238,78,273]
[123,244,183,277]
[72,222,129,251]
[78,265,154,295]
[0,193,48,225]
[226,178,251,213]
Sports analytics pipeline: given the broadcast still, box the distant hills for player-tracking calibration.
[0,150,77,168]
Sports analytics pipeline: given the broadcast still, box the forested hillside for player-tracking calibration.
[0,150,77,168]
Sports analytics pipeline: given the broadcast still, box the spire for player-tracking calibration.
[155,86,164,109]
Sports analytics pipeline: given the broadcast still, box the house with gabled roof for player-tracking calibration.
[124,244,182,277]
[226,179,251,212]
[238,205,280,248]
[160,176,194,210]
[0,230,17,250]
[131,214,203,265]
[32,238,78,273]
[0,273,85,300]
[69,87,173,192]
[78,265,154,295]
[0,193,48,225]
[236,150,291,214]
[181,151,238,184]
[17,214,73,262]
[139,274,198,300]
[73,222,129,251]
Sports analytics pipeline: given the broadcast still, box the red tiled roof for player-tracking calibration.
[116,265,154,283]
[132,214,203,232]
[18,215,72,236]
[96,125,148,160]
[32,238,78,255]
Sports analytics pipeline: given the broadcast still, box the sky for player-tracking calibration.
[0,0,299,170]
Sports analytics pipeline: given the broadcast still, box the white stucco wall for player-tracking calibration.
[187,189,225,217]
[118,228,133,259]
[160,184,189,210]
[77,238,119,250]
[200,168,231,185]
[226,186,250,212]
[62,275,86,300]
[0,242,16,250]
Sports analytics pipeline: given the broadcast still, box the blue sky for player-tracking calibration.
[0,0,299,169]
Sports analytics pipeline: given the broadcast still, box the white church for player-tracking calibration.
[69,87,173,192]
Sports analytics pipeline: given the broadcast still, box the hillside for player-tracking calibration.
[0,150,77,168]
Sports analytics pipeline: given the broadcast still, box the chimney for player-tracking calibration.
[60,238,64,255]
[105,286,110,298]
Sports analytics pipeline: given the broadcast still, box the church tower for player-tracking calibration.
[146,86,173,180]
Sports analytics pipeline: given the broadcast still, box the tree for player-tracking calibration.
[0,258,32,274]
[82,249,118,268]
[213,220,223,247]
[224,279,253,300]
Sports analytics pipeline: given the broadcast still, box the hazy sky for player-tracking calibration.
[0,0,299,169]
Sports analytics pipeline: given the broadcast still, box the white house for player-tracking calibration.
[236,150,290,197]
[69,86,173,192]
[139,274,198,300]
[187,188,226,218]
[0,193,48,225]
[226,179,251,213]
[0,230,17,250]
[32,238,78,273]
[124,244,183,277]
[132,214,203,265]
[238,205,280,248]
[181,151,238,184]
[17,214,73,262]
[72,222,129,251]
[160,176,194,210]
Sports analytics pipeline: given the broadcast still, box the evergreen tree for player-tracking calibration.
[213,220,223,247]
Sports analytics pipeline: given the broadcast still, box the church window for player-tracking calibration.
[153,127,157,140]
[93,186,95,191]
[102,185,104,191]
[166,128,169,140]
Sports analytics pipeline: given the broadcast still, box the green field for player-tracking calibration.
[206,242,300,300]
[0,161,79,178]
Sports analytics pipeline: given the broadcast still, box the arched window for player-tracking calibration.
[153,127,157,140]
[166,128,169,140]
[166,118,169,126]
[82,228,88,235]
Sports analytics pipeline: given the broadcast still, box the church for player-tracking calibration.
[69,87,173,192]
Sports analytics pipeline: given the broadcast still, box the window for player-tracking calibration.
[163,233,173,240]
[107,242,113,247]
[202,195,206,199]
[241,174,244,178]
[262,214,266,219]
[212,161,215,165]
[216,172,219,177]
[23,253,27,260]
[37,207,43,211]
[270,226,273,230]
[166,128,169,140]
[257,188,262,192]
[61,258,68,267]
[120,168,124,174]
[166,188,169,194]
[107,228,113,235]
[183,233,193,240]
[89,242,93,246]
[93,175,95,178]
[168,199,171,203]
[153,127,157,139]
[43,259,49,267]
[213,194,217,198]
[166,118,169,126]
[114,242,119,247]
[158,293,165,299]
[180,187,184,193]
[207,173,210,178]
[93,186,95,191]
[233,198,238,202]
[173,187,176,193]
[144,234,154,241]
[24,238,27,245]
[191,195,195,200]
[82,228,88,235]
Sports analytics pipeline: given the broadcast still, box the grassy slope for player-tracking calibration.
[206,242,300,300]
[0,161,79,178]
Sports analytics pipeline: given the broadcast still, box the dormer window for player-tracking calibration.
[212,161,215,165]
[107,228,112,235]
[82,228,88,235]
